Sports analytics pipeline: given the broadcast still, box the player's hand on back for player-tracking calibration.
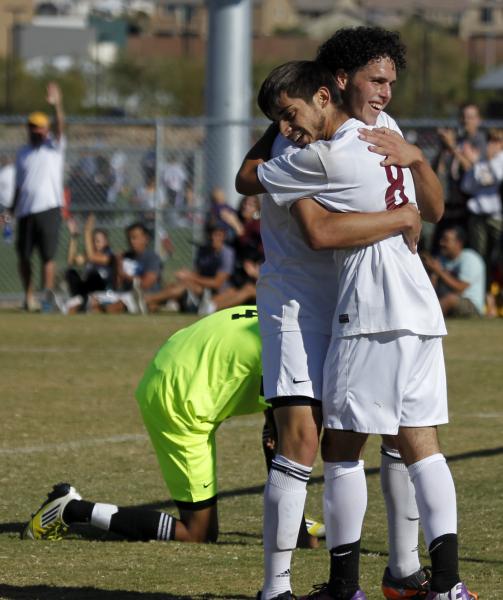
[358,127,423,168]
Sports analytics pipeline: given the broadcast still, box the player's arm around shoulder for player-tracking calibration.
[358,126,444,224]
[235,123,279,195]
[292,197,421,253]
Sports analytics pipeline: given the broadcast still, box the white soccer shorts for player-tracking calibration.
[261,330,330,401]
[322,331,448,434]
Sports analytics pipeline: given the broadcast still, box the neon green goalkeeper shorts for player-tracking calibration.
[136,365,218,504]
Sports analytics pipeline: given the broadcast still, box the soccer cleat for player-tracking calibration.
[305,517,326,539]
[382,566,431,599]
[256,592,296,600]
[425,582,477,600]
[298,583,367,599]
[22,482,81,540]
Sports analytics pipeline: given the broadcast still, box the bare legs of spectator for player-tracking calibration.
[43,259,56,292]
[18,257,34,309]
[144,281,204,313]
[18,257,56,310]
[199,282,257,315]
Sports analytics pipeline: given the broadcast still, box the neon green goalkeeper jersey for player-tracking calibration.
[136,306,267,427]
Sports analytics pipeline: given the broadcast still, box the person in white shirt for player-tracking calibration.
[237,26,453,600]
[11,82,66,312]
[237,60,474,600]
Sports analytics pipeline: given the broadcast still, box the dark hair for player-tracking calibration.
[316,26,406,76]
[126,222,150,237]
[443,225,466,245]
[459,102,480,116]
[257,60,339,121]
[93,227,109,241]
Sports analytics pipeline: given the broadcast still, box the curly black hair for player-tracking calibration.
[316,26,406,75]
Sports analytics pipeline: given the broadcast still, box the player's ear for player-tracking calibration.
[315,86,331,108]
[333,69,348,92]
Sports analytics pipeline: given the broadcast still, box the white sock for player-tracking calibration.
[380,446,421,578]
[407,453,457,547]
[90,503,118,530]
[262,455,311,600]
[323,460,367,549]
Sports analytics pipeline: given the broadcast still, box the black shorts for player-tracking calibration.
[16,207,62,262]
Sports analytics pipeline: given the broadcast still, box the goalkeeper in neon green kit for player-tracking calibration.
[22,306,320,544]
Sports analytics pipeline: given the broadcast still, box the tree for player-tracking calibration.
[391,17,478,118]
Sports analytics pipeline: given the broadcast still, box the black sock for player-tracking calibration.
[328,540,360,600]
[429,533,460,592]
[110,507,177,541]
[63,499,94,524]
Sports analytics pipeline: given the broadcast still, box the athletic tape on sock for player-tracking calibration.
[90,503,119,530]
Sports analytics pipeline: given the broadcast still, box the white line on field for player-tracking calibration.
[0,417,264,455]
[0,433,148,455]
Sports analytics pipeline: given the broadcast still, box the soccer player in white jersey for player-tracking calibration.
[237,27,452,600]
[238,60,475,600]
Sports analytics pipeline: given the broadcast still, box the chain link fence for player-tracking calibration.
[1,116,502,303]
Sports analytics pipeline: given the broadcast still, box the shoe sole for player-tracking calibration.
[382,585,428,599]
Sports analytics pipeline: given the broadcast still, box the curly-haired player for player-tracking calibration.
[314,27,458,600]
[316,26,406,77]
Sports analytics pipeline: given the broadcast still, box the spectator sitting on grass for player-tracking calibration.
[144,224,235,313]
[63,213,116,314]
[198,195,264,315]
[422,226,486,317]
[90,221,162,314]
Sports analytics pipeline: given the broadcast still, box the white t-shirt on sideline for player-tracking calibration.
[15,134,66,218]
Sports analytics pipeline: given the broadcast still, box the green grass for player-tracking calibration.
[0,314,502,599]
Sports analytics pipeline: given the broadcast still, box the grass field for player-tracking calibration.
[1,312,502,600]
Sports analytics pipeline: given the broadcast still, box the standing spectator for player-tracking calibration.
[434,103,487,236]
[0,155,15,245]
[460,128,503,295]
[63,213,116,314]
[422,226,486,317]
[131,157,167,238]
[144,225,235,313]
[163,159,188,225]
[90,222,162,314]
[107,150,128,205]
[11,82,65,312]
[0,154,15,211]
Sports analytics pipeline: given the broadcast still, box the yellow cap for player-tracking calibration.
[27,111,49,128]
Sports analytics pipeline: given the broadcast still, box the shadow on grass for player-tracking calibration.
[2,445,502,550]
[0,585,252,600]
[359,546,503,567]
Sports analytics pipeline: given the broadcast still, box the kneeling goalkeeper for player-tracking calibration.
[22,306,321,546]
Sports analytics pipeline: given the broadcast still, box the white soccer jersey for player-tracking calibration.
[258,117,446,338]
[257,135,338,336]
